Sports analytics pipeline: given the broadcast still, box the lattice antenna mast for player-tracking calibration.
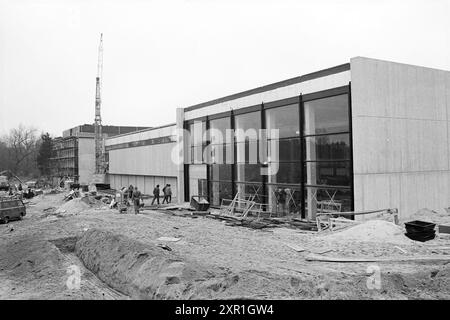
[94,33,104,174]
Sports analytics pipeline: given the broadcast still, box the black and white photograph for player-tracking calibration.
[1,0,450,312]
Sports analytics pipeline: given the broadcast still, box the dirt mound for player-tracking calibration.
[56,198,91,215]
[75,229,240,299]
[0,236,65,280]
[321,220,412,244]
[406,208,450,225]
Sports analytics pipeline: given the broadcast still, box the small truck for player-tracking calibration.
[0,198,26,224]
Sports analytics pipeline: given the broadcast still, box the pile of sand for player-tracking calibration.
[406,208,450,225]
[322,220,412,244]
[56,198,90,215]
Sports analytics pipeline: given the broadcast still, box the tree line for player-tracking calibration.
[0,125,53,180]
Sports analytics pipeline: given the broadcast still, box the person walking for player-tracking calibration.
[166,184,172,204]
[162,184,169,204]
[127,185,134,205]
[151,184,160,205]
[132,186,143,214]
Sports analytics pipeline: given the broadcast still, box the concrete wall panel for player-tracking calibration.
[108,143,177,177]
[136,176,145,193]
[353,117,448,174]
[77,137,95,184]
[351,57,450,218]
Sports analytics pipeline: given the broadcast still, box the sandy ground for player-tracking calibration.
[1,192,450,300]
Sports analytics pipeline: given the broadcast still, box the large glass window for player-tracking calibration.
[235,164,262,182]
[303,94,351,218]
[189,90,353,219]
[210,164,232,181]
[209,117,232,164]
[264,104,301,216]
[234,112,262,186]
[304,134,350,161]
[235,112,260,142]
[303,94,349,135]
[188,121,206,164]
[208,117,233,206]
[210,117,230,144]
[266,104,300,139]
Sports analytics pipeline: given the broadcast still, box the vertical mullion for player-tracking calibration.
[299,93,305,219]
[260,103,267,207]
[348,82,355,214]
[231,110,236,198]
[205,116,210,200]
[183,120,190,202]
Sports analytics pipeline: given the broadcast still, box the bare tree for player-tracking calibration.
[5,125,39,175]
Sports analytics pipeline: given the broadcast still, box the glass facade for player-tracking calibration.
[185,89,352,218]
[303,94,351,217]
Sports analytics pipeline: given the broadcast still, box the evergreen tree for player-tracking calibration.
[36,132,53,177]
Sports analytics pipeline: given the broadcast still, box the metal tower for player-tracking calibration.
[94,33,104,174]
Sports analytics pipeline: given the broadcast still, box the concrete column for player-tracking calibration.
[176,108,185,204]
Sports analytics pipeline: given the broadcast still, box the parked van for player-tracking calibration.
[0,198,26,224]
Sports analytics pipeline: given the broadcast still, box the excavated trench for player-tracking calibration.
[2,229,450,300]
[73,228,243,299]
[49,236,127,300]
[70,229,450,300]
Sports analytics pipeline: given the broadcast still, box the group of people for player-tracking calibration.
[126,185,143,214]
[151,184,172,205]
[121,183,172,214]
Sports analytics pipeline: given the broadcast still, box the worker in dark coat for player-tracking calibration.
[127,185,134,204]
[132,187,143,214]
[151,185,160,205]
[162,184,169,204]
[166,184,172,204]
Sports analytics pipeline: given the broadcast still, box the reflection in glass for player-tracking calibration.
[268,162,301,184]
[268,138,301,162]
[210,117,231,144]
[265,104,299,139]
[236,141,259,164]
[235,112,261,142]
[304,161,351,187]
[210,164,232,181]
[303,94,349,135]
[304,134,350,161]
[235,164,262,182]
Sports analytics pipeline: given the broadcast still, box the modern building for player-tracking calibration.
[105,57,450,220]
[51,124,149,185]
[105,124,178,197]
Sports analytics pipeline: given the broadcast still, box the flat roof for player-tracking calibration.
[184,62,350,112]
[105,123,177,140]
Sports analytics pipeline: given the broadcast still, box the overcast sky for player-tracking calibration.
[0,0,449,137]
